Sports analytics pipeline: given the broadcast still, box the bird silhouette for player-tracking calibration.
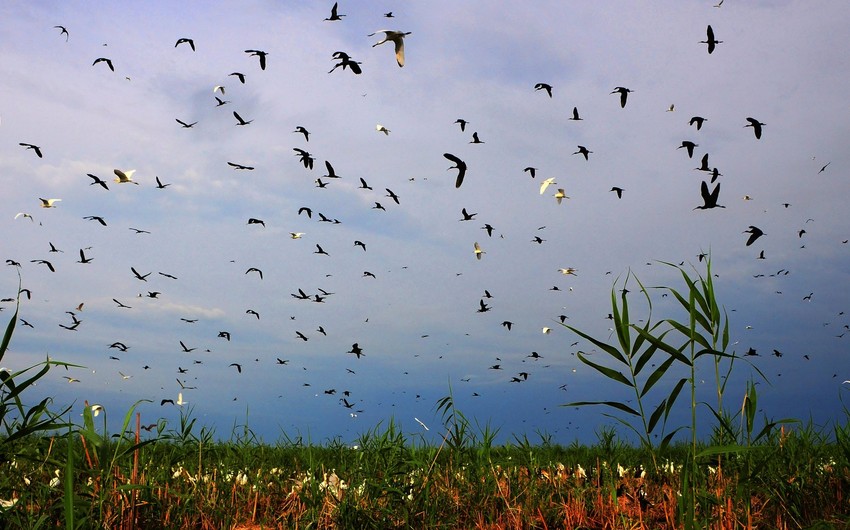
[444,153,467,188]
[534,83,553,97]
[678,141,698,158]
[569,107,583,121]
[610,187,624,198]
[175,38,195,51]
[86,173,109,190]
[228,162,254,170]
[454,119,468,131]
[745,117,765,139]
[175,118,197,128]
[294,126,310,141]
[19,143,43,158]
[694,181,724,210]
[113,169,139,184]
[744,226,765,246]
[689,116,707,130]
[700,25,722,54]
[245,49,268,70]
[92,57,114,71]
[324,2,345,21]
[573,146,592,160]
[611,87,633,108]
[54,25,69,41]
[233,111,253,126]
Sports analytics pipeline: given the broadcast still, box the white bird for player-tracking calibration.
[414,417,429,431]
[368,30,411,67]
[290,232,305,239]
[376,124,390,135]
[558,268,578,276]
[176,392,186,406]
[14,212,33,221]
[39,198,61,208]
[113,169,139,185]
[542,327,552,334]
[554,189,569,204]
[473,242,485,260]
[540,177,556,195]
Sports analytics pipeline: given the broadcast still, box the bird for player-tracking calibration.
[368,30,411,67]
[214,96,230,106]
[245,49,268,70]
[460,208,477,221]
[477,300,491,313]
[540,177,556,195]
[573,146,592,160]
[376,124,390,135]
[233,111,252,126]
[245,267,263,279]
[558,268,577,276]
[48,242,63,253]
[470,132,484,144]
[54,25,69,41]
[323,160,340,179]
[667,103,675,112]
[554,189,569,204]
[218,331,231,341]
[474,242,485,260]
[113,169,139,184]
[130,267,151,281]
[77,249,93,264]
[19,143,43,158]
[229,363,242,373]
[155,176,171,189]
[175,118,197,128]
[502,321,513,331]
[744,226,765,246]
[294,126,309,141]
[444,153,467,188]
[175,38,195,51]
[358,177,372,190]
[454,119,468,131]
[689,116,707,130]
[293,148,314,169]
[700,25,722,54]
[246,309,260,319]
[247,218,265,227]
[83,215,107,226]
[324,2,345,21]
[129,227,151,234]
[86,173,109,190]
[678,141,698,158]
[348,343,365,358]
[113,299,131,309]
[534,83,553,97]
[329,51,362,74]
[694,181,724,210]
[354,240,366,251]
[314,244,329,256]
[611,87,633,108]
[523,167,537,179]
[569,107,583,121]
[31,259,55,272]
[229,72,246,83]
[385,188,400,204]
[482,224,495,237]
[610,187,624,198]
[39,198,61,208]
[92,57,114,71]
[290,232,305,239]
[745,117,765,139]
[227,162,254,170]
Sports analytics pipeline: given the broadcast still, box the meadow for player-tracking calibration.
[2,261,849,529]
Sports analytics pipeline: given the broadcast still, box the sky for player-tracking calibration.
[1,1,849,447]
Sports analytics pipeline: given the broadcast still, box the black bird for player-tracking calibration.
[316,177,328,190]
[477,300,491,313]
[460,208,477,221]
[611,187,624,198]
[131,267,150,281]
[291,288,310,300]
[93,57,114,71]
[215,96,230,106]
[502,321,513,330]
[314,244,329,256]
[678,141,698,158]
[689,116,707,130]
[48,242,63,253]
[523,167,537,178]
[354,240,366,251]
[569,107,583,121]
[175,38,195,51]
[294,126,309,141]
[329,51,362,74]
[155,176,171,189]
[246,309,260,319]
[247,218,265,227]
[696,153,710,172]
[444,153,467,188]
[358,177,372,190]
[700,25,722,54]
[54,25,69,41]
[245,267,263,279]
[470,132,484,144]
[245,49,268,70]
[744,226,765,246]
[293,148,314,169]
[298,207,312,218]
[454,118,468,131]
[19,143,43,158]
[295,331,309,341]
[348,343,364,359]
[385,188,400,204]
[611,86,633,108]
[179,341,196,353]
[276,358,289,365]
[694,181,724,210]
[86,173,109,190]
[534,83,553,97]
[325,2,345,20]
[227,161,254,171]
[84,215,107,226]
[229,72,246,83]
[745,117,765,139]
[233,111,253,126]
[77,249,93,264]
[573,145,592,160]
[363,271,376,278]
[129,227,151,234]
[372,202,385,211]
[175,118,196,128]
[113,298,131,309]
[323,160,340,179]
[230,363,242,373]
[31,259,55,272]
[218,331,231,341]
[482,223,495,237]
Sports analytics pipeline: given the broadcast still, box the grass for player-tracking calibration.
[2,260,849,529]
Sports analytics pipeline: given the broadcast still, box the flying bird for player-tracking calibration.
[454,118,468,131]
[245,267,263,279]
[19,143,43,158]
[540,177,556,195]
[694,181,724,210]
[83,215,107,226]
[77,249,93,264]
[294,126,309,141]
[678,141,698,158]
[554,189,569,204]
[175,38,195,51]
[573,145,592,160]
[745,117,765,139]
[368,30,411,67]
[54,25,69,41]
[39,198,61,208]
[245,49,268,70]
[175,118,197,128]
[329,51,362,74]
[569,107,583,121]
[233,111,253,126]
[92,57,114,71]
[229,72,246,83]
[227,162,254,170]
[229,363,242,373]
[470,132,484,144]
[247,218,265,227]
[689,116,707,130]
[473,242,485,260]
[523,167,537,178]
[444,153,467,188]
[744,226,765,246]
[86,173,109,190]
[376,124,390,135]
[131,267,151,281]
[113,169,139,184]
[700,25,722,54]
[610,187,624,198]
[324,2,345,21]
[534,83,553,97]
[460,208,477,221]
[348,343,364,358]
[611,87,633,108]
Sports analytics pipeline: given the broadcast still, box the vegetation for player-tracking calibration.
[1,262,849,529]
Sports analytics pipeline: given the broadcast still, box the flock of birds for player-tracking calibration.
[4,3,847,439]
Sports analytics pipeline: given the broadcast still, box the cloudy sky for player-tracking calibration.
[2,1,849,446]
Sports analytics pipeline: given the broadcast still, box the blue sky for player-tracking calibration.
[1,1,849,446]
